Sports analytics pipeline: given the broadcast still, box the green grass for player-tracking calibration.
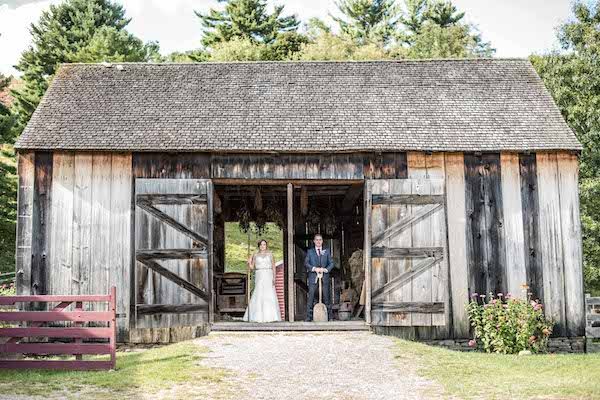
[395,339,600,399]
[225,222,283,273]
[0,341,229,399]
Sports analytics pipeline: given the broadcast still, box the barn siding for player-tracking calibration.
[30,152,52,301]
[464,153,507,298]
[20,149,584,341]
[16,152,35,299]
[28,152,133,339]
[519,153,544,300]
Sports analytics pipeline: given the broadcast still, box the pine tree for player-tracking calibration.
[196,0,299,47]
[12,0,160,135]
[333,0,401,45]
[425,0,465,27]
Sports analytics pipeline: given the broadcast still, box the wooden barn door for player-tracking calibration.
[366,178,448,327]
[134,179,213,331]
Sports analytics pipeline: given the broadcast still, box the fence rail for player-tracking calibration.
[0,287,116,370]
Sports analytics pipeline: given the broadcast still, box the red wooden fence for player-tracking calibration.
[0,287,116,370]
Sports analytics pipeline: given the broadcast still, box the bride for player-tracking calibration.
[243,240,282,322]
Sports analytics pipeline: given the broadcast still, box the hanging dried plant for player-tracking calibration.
[255,187,263,212]
[300,186,308,216]
[265,203,285,231]
[237,200,252,233]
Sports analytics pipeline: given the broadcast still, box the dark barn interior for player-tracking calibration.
[212,183,365,322]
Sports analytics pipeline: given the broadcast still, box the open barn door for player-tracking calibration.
[365,178,448,327]
[134,179,213,338]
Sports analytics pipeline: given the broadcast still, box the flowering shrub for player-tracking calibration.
[0,282,15,296]
[467,290,554,354]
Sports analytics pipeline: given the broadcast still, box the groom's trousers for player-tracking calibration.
[306,272,331,321]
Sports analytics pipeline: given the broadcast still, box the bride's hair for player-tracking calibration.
[257,239,268,249]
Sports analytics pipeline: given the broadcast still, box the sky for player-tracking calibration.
[0,0,575,75]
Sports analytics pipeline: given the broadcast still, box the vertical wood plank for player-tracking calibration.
[519,154,543,300]
[370,179,388,325]
[408,152,431,326]
[426,153,447,329]
[49,152,75,296]
[536,152,567,335]
[500,153,527,298]
[109,153,132,338]
[90,153,112,309]
[444,153,470,338]
[31,152,52,300]
[287,183,295,321]
[556,152,585,336]
[16,152,35,297]
[72,154,92,296]
[207,181,214,324]
[364,180,372,325]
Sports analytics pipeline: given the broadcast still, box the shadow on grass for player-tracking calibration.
[0,341,227,397]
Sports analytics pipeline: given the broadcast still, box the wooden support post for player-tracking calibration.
[287,183,295,322]
[364,180,372,325]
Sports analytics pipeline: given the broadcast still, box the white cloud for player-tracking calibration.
[0,0,573,76]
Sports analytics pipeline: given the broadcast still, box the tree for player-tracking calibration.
[425,0,465,28]
[12,0,159,135]
[0,74,17,273]
[531,1,600,294]
[196,0,299,47]
[332,0,401,45]
[397,0,493,57]
[407,22,494,58]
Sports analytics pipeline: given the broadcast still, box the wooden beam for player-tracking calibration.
[371,256,442,301]
[136,257,209,302]
[371,247,444,259]
[372,194,444,205]
[136,249,207,260]
[213,178,364,186]
[136,303,208,315]
[287,183,295,322]
[371,302,444,313]
[136,193,207,205]
[137,201,209,246]
[364,180,372,325]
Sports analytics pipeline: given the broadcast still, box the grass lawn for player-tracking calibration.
[395,339,600,399]
[0,341,230,399]
[225,222,283,273]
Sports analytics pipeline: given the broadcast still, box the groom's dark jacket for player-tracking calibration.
[304,247,334,275]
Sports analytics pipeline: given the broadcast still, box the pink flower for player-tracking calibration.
[491,299,497,304]
[471,293,479,298]
[542,328,551,336]
[529,335,537,343]
[468,339,477,347]
[497,293,503,297]
[479,294,486,298]
[533,303,543,311]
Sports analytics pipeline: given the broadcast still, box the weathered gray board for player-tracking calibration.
[368,174,448,328]
[134,179,212,337]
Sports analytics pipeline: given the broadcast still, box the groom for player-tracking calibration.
[304,234,334,321]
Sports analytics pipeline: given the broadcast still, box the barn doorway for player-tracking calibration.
[212,181,366,328]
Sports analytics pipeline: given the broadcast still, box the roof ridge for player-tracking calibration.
[59,58,531,68]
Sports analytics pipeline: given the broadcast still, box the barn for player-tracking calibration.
[13,59,585,344]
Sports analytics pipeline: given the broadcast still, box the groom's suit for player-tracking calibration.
[304,246,334,321]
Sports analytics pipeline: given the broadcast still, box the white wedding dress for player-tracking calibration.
[243,252,282,322]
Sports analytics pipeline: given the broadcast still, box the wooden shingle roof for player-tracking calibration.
[15,59,581,152]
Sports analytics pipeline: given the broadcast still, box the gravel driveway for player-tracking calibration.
[195,331,441,400]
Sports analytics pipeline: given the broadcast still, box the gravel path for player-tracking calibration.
[195,331,441,400]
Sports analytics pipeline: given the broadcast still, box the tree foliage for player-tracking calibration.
[196,0,300,47]
[11,0,159,135]
[531,1,600,294]
[0,75,17,273]
[332,0,401,45]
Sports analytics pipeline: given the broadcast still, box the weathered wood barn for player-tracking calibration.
[14,59,585,343]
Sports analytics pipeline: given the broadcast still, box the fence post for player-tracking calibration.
[110,286,117,369]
